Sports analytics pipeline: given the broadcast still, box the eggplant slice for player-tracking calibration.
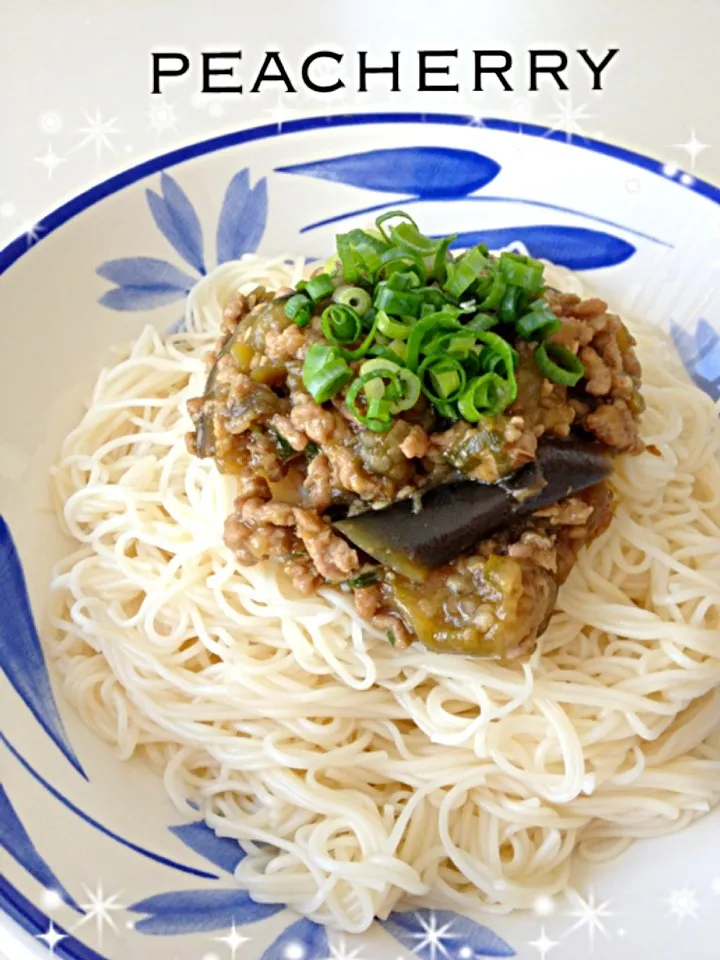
[335,440,612,580]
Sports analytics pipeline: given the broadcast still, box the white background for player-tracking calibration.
[1,0,720,250]
[1,2,719,958]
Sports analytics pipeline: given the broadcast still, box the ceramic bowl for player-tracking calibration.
[1,113,719,960]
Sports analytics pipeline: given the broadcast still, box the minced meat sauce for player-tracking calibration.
[186,283,643,659]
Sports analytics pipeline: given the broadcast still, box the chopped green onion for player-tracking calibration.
[359,358,420,412]
[320,303,363,344]
[479,344,519,375]
[499,285,522,324]
[377,247,427,285]
[423,332,476,360]
[516,302,562,340]
[368,343,407,367]
[333,284,372,315]
[458,373,513,421]
[375,209,420,244]
[478,270,506,310]
[302,343,353,403]
[346,369,402,432]
[273,430,296,461]
[405,313,465,371]
[374,282,422,318]
[340,309,382,362]
[443,246,489,299]
[466,313,498,333]
[367,396,392,420]
[417,355,467,403]
[337,232,360,283]
[432,234,456,285]
[377,309,412,340]
[498,251,545,291]
[389,219,438,254]
[345,568,380,589]
[285,293,313,327]
[534,341,585,386]
[305,273,334,301]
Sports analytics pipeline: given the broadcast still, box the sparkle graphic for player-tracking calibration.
[0,201,16,218]
[212,922,251,959]
[545,95,595,141]
[666,888,700,924]
[712,877,720,895]
[563,888,614,952]
[36,921,67,954]
[73,882,125,945]
[672,128,709,170]
[38,110,63,134]
[42,888,64,911]
[326,937,371,959]
[680,173,694,186]
[405,911,459,960]
[264,96,303,132]
[34,143,66,179]
[534,895,556,917]
[511,96,535,121]
[20,219,46,246]
[465,111,485,128]
[147,100,178,135]
[662,162,679,177]
[284,943,306,959]
[72,109,121,158]
[528,926,559,959]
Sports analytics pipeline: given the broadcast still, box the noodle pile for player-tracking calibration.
[49,255,720,932]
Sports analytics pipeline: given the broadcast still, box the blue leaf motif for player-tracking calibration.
[380,909,515,959]
[97,257,197,311]
[216,169,268,263]
[0,517,86,778]
[442,226,635,271]
[128,888,284,935]
[97,257,196,288]
[169,821,246,875]
[146,173,206,275]
[670,318,720,400]
[276,147,501,198]
[0,786,83,913]
[260,917,329,960]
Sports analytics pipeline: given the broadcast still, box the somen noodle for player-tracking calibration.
[48,252,720,933]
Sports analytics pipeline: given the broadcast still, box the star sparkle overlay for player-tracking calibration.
[406,911,459,960]
[72,882,125,946]
[20,219,46,246]
[71,109,121,158]
[544,94,595,141]
[36,920,67,954]
[671,128,710,170]
[147,100,178,136]
[666,888,700,924]
[562,888,614,953]
[34,143,66,179]
[212,922,251,959]
[325,938,372,960]
[528,925,559,960]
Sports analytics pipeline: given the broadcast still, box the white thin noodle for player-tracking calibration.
[49,251,720,933]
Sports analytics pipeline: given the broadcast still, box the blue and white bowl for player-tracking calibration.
[1,113,719,960]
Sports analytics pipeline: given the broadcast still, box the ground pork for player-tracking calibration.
[293,508,359,581]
